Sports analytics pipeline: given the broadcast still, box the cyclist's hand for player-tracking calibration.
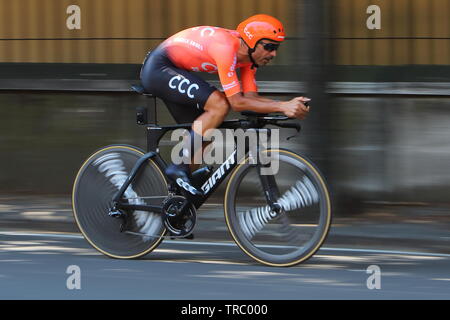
[280,97,311,119]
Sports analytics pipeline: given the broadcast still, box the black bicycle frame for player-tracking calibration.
[112,121,281,213]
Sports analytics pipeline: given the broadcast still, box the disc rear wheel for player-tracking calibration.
[72,145,168,259]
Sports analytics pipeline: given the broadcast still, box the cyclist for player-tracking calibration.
[140,14,310,188]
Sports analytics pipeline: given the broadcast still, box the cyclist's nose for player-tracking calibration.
[270,50,277,58]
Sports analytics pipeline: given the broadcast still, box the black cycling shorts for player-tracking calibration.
[140,47,217,124]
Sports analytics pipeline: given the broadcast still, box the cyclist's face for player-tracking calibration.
[253,40,279,66]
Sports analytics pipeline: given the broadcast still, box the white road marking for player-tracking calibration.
[1,231,449,258]
[0,231,83,239]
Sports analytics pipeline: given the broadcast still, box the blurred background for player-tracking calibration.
[0,0,449,218]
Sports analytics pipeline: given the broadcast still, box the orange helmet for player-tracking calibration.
[237,14,286,49]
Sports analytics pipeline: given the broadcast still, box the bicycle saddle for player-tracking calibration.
[131,84,154,97]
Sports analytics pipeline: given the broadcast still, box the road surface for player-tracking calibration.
[0,231,449,300]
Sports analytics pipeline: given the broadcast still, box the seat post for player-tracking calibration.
[131,84,158,125]
[147,96,157,125]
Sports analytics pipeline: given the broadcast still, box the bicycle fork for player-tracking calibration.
[258,170,283,214]
[253,129,283,214]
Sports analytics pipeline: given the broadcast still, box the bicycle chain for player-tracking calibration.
[123,193,195,239]
[124,230,194,240]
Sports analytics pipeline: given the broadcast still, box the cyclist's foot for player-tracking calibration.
[165,163,192,182]
[191,165,213,185]
[165,164,203,196]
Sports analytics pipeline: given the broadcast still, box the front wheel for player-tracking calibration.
[224,149,332,267]
[72,145,168,259]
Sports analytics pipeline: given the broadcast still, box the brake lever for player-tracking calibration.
[285,100,308,140]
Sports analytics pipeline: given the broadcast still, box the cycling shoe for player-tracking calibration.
[165,163,192,182]
[165,164,203,196]
[191,165,213,186]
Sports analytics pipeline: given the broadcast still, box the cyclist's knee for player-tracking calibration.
[204,91,231,118]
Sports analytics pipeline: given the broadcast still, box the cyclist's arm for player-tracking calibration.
[227,92,282,113]
[209,42,309,118]
[240,66,282,108]
[240,65,258,94]
[228,92,310,119]
[209,42,242,97]
[243,91,279,103]
[227,64,282,112]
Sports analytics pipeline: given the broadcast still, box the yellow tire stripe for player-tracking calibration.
[224,149,332,267]
[72,145,168,259]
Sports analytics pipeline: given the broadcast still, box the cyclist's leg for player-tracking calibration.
[193,90,230,137]
[187,90,230,171]
[171,92,231,177]
[140,48,231,173]
[140,47,217,124]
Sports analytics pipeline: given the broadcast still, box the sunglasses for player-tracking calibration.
[259,42,280,52]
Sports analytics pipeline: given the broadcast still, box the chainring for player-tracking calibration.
[162,195,196,237]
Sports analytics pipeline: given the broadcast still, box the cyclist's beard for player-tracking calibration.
[250,51,273,67]
[262,57,273,64]
[248,48,259,69]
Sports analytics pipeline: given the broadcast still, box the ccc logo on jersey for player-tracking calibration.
[168,75,200,99]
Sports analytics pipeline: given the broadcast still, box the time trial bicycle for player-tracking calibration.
[72,85,332,267]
